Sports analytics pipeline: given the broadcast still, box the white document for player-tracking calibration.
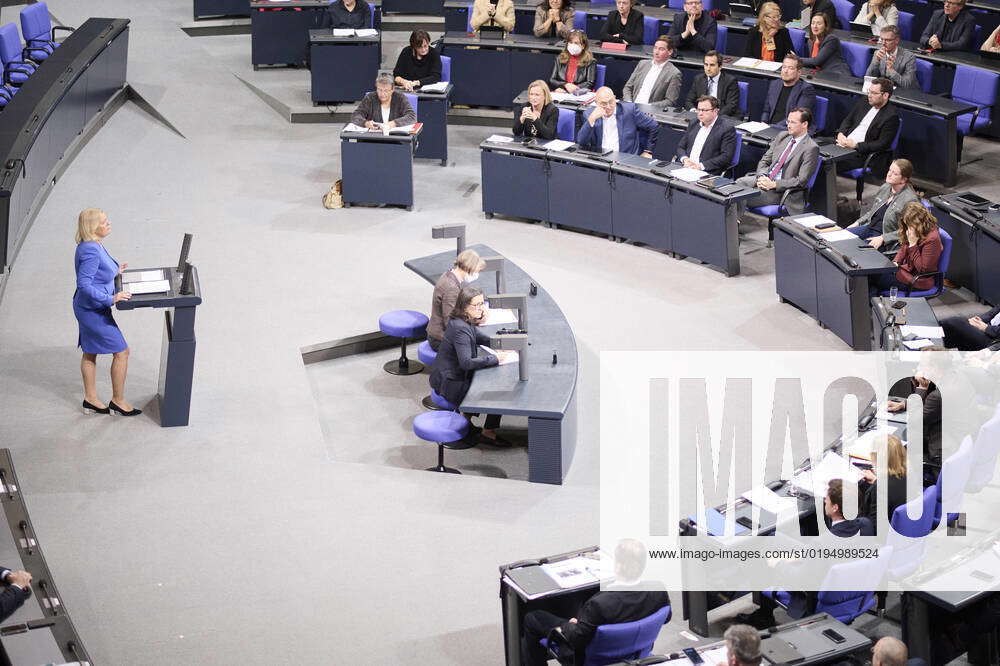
[355,28,378,37]
[732,57,761,68]
[862,76,875,93]
[122,270,164,283]
[793,451,861,495]
[702,646,731,666]
[900,325,944,339]
[540,553,611,589]
[332,28,355,36]
[792,214,835,227]
[392,123,417,133]
[741,485,795,515]
[479,345,520,365]
[126,280,170,295]
[757,60,783,71]
[485,134,514,143]
[737,121,771,133]
[343,123,368,133]
[482,307,518,325]
[671,167,709,182]
[541,139,574,151]
[823,229,858,241]
[550,92,577,103]
[420,81,448,93]
[903,338,934,350]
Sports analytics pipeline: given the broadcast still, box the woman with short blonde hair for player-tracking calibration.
[73,208,141,416]
[513,80,559,140]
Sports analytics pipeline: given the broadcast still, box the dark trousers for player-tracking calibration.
[942,315,996,351]
[429,336,442,352]
[522,609,567,666]
[870,271,911,296]
[849,224,880,240]
[478,413,502,429]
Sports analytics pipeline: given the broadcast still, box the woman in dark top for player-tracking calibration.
[326,0,371,29]
[860,434,909,525]
[393,30,442,92]
[745,1,793,61]
[513,80,559,139]
[800,13,850,76]
[429,286,515,445]
[550,30,596,92]
[599,0,644,45]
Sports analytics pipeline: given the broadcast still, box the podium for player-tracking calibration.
[116,266,202,427]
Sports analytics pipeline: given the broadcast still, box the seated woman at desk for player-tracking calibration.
[853,0,898,36]
[800,13,851,76]
[744,2,794,62]
[350,73,416,130]
[549,30,596,93]
[534,0,575,39]
[874,201,943,293]
[430,286,516,446]
[982,24,1000,53]
[393,30,442,92]
[859,434,909,525]
[427,250,486,351]
[471,0,515,33]
[513,80,559,139]
[325,0,372,29]
[599,0,645,45]
[845,158,918,252]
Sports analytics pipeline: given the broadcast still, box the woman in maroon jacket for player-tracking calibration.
[879,202,943,293]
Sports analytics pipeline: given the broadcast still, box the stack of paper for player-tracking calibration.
[540,552,612,589]
[741,485,795,514]
[356,28,378,37]
[732,57,762,68]
[671,167,709,182]
[792,451,862,496]
[823,229,860,241]
[541,139,574,151]
[332,28,355,36]
[737,121,771,133]
[482,307,518,325]
[480,345,520,365]
[757,60,783,71]
[420,81,448,93]
[122,270,165,284]
[900,324,944,339]
[791,214,834,227]
[343,123,368,133]
[485,134,514,143]
[903,339,934,350]
[122,269,170,295]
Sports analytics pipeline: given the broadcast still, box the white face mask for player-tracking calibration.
[567,43,583,56]
[466,272,480,283]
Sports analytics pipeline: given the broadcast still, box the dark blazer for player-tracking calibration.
[890,376,942,463]
[429,317,499,407]
[599,9,645,44]
[577,102,659,154]
[674,117,738,174]
[684,72,741,118]
[392,46,442,86]
[801,34,851,76]
[513,102,559,139]
[836,99,900,175]
[744,25,794,61]
[760,78,816,128]
[861,474,909,524]
[559,588,671,653]
[427,270,462,345]
[0,568,30,624]
[324,0,372,29]
[550,55,597,90]
[350,90,417,126]
[829,517,875,537]
[668,11,718,52]
[808,0,840,32]
[920,8,976,51]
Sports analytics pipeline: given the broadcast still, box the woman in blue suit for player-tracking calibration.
[73,208,141,416]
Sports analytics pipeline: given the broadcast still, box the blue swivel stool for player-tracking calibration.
[413,408,473,473]
[418,341,441,409]
[378,310,428,375]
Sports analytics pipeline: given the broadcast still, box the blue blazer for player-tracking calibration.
[760,79,817,130]
[576,103,659,155]
[73,241,117,310]
[429,317,499,407]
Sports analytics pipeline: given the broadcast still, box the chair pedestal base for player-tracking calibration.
[427,442,462,473]
[383,337,424,375]
[422,394,443,410]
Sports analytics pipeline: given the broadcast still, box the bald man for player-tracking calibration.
[871,637,907,666]
[576,87,659,157]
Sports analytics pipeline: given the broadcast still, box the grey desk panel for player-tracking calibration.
[872,296,943,350]
[610,168,672,249]
[774,225,820,318]
[309,31,380,104]
[250,0,327,67]
[340,133,415,207]
[670,188,742,276]
[547,156,613,235]
[195,0,251,19]
[481,144,549,221]
[413,86,454,163]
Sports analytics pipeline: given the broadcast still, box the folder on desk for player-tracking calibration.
[761,635,805,664]
[506,566,560,599]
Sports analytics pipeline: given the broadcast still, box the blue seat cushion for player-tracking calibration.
[26,48,50,61]
[413,410,468,443]
[418,340,437,366]
[379,309,428,338]
[7,70,29,84]
[749,204,783,218]
[430,388,457,411]
[842,168,869,179]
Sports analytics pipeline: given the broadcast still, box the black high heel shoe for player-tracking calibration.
[82,400,110,415]
[108,401,142,417]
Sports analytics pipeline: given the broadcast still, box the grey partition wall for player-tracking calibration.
[0,18,130,285]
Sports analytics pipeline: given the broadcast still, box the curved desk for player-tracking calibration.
[0,18,130,298]
[405,244,578,484]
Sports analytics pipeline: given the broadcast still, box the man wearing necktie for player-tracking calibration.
[684,51,741,118]
[736,107,820,217]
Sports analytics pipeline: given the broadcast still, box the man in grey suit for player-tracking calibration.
[737,107,820,216]
[865,26,918,90]
[621,35,682,107]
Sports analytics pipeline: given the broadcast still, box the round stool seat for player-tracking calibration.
[413,411,469,444]
[379,310,429,339]
[430,389,457,411]
[418,340,437,366]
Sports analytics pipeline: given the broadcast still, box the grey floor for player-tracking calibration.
[0,1,993,663]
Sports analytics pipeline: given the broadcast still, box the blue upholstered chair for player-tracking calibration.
[842,120,901,202]
[814,95,829,134]
[557,107,576,141]
[886,486,937,580]
[19,2,71,63]
[440,55,451,83]
[751,156,824,247]
[965,405,1000,494]
[643,15,660,45]
[932,434,973,529]
[591,0,615,4]
[897,10,915,41]
[915,58,933,93]
[723,132,743,177]
[736,80,748,118]
[879,227,951,298]
[0,83,14,109]
[832,0,855,29]
[418,342,440,410]
[595,63,606,89]
[574,10,587,30]
[716,24,728,53]
[841,41,873,78]
[543,604,671,666]
[0,23,35,87]
[951,65,999,136]
[788,27,805,54]
[367,1,377,28]
[404,92,418,120]
[378,310,429,375]
[412,410,472,473]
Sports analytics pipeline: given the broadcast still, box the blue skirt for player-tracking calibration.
[74,302,127,354]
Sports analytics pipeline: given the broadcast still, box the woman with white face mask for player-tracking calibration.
[427,249,487,352]
[549,30,596,94]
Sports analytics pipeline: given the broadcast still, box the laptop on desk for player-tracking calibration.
[850,21,875,38]
[478,25,505,39]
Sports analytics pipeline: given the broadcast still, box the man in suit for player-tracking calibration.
[801,0,839,31]
[760,54,817,130]
[577,87,659,156]
[674,95,737,174]
[866,26,918,90]
[835,77,900,178]
[668,0,718,53]
[942,305,1000,351]
[889,371,942,464]
[0,567,31,623]
[684,50,741,117]
[920,0,976,51]
[521,539,670,666]
[737,107,820,216]
[622,35,683,107]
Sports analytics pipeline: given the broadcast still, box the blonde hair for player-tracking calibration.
[75,208,106,244]
[871,434,907,479]
[527,79,553,106]
[454,249,486,274]
[757,1,782,27]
